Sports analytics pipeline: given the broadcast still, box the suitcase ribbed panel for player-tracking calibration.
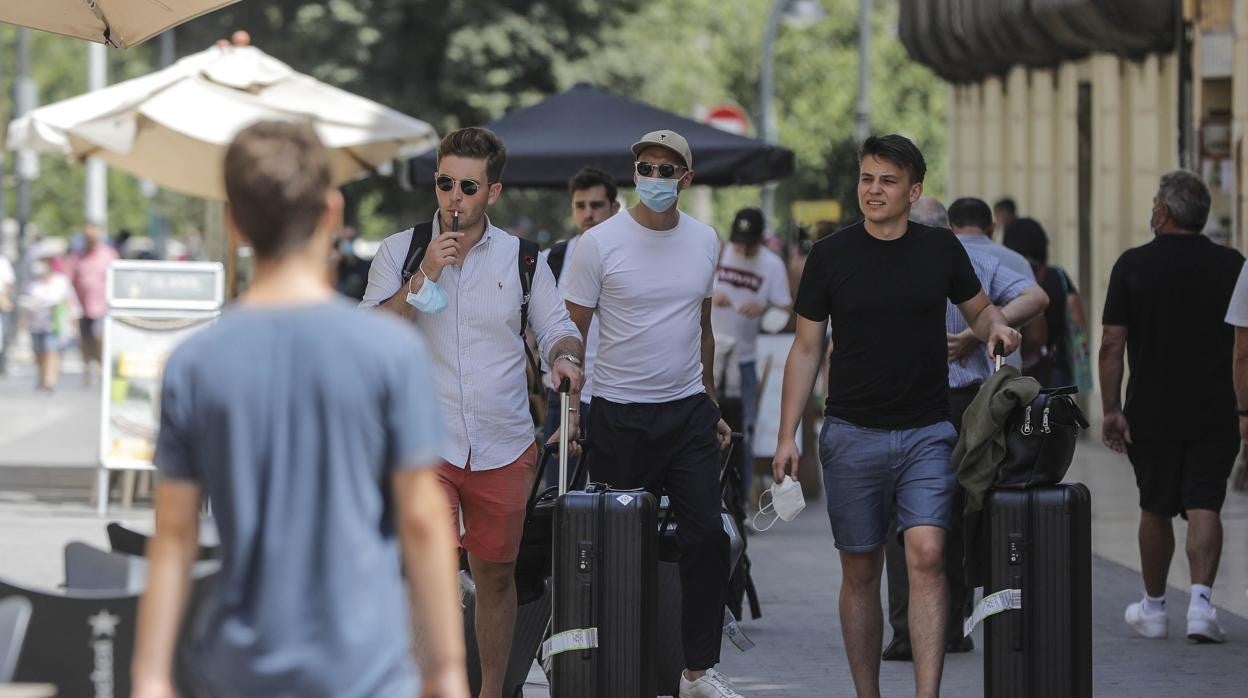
[552,489,657,697]
[985,483,1092,698]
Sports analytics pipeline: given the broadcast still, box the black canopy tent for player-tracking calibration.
[407,83,795,188]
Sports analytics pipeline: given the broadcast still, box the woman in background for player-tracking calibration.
[21,249,73,391]
[1003,217,1090,388]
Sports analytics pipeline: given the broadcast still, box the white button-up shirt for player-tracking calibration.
[361,216,579,470]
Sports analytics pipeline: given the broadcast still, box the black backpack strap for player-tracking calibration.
[546,240,570,283]
[400,221,435,285]
[518,239,541,376]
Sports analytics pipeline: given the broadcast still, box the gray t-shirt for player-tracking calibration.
[154,300,444,697]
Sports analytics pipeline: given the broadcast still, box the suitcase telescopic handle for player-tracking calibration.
[994,340,1006,372]
[558,377,571,497]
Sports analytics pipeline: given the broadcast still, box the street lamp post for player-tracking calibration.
[856,0,871,144]
[758,0,826,230]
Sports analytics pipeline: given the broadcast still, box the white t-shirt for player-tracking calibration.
[541,235,600,399]
[23,273,71,333]
[563,209,719,404]
[1226,262,1248,327]
[710,245,792,363]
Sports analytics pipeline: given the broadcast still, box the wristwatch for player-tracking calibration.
[555,354,582,367]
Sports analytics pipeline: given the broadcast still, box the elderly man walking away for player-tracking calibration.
[1102,170,1244,644]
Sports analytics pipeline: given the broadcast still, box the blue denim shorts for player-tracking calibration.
[819,415,958,552]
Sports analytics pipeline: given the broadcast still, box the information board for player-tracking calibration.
[97,261,223,514]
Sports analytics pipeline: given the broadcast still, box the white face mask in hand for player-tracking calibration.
[752,475,806,532]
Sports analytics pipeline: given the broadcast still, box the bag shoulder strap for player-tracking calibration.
[400,221,435,284]
[518,238,541,376]
[546,240,570,283]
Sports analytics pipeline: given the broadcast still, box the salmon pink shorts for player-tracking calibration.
[435,442,537,564]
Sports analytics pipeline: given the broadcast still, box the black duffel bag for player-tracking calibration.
[995,386,1089,488]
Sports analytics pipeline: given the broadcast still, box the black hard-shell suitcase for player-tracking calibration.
[983,483,1092,698]
[549,485,658,697]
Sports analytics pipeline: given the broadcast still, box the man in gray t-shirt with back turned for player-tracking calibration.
[131,122,468,698]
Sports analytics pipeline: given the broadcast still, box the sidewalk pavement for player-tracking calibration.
[3,372,1247,696]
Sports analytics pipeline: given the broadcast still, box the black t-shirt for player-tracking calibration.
[794,221,982,428]
[1103,233,1244,439]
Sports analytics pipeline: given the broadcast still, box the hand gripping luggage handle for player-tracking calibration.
[558,377,571,496]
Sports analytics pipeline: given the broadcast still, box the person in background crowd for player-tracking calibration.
[1002,218,1088,387]
[0,252,13,364]
[67,220,118,385]
[711,207,792,492]
[131,121,468,698]
[992,197,1016,230]
[20,246,72,392]
[775,135,1020,698]
[334,226,371,301]
[1102,170,1242,645]
[538,166,619,486]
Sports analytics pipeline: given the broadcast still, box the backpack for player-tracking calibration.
[400,221,541,376]
[545,239,570,283]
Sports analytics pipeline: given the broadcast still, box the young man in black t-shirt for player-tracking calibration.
[1101,170,1244,645]
[773,135,1020,698]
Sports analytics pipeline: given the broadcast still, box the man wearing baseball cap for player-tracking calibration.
[562,130,742,698]
[711,208,793,492]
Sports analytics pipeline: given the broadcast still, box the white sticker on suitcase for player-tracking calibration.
[542,627,600,659]
[963,588,1023,637]
[615,494,634,506]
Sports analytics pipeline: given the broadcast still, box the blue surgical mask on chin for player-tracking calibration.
[406,276,449,314]
[636,176,680,213]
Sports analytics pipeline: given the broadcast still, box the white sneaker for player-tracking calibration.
[1124,601,1168,639]
[1187,606,1227,644]
[679,668,745,698]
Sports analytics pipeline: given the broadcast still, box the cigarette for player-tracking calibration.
[452,210,460,232]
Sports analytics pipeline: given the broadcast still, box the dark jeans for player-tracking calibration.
[540,387,590,489]
[587,393,731,670]
[884,385,978,644]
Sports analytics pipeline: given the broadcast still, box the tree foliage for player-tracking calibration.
[1,1,946,248]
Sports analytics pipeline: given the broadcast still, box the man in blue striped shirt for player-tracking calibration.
[883,197,1048,661]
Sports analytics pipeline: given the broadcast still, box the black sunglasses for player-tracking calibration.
[435,174,483,196]
[635,161,687,179]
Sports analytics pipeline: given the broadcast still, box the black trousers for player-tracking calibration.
[885,386,978,643]
[587,392,731,670]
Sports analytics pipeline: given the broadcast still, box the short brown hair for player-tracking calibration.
[436,127,507,183]
[224,120,331,259]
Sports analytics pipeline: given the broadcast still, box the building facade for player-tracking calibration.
[901,1,1243,403]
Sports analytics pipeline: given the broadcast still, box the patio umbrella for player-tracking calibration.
[407,83,795,188]
[7,42,438,200]
[0,0,241,49]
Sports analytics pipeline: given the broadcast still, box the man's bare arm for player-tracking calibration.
[700,298,717,403]
[547,336,584,368]
[566,301,593,346]
[393,467,468,691]
[132,480,202,695]
[1000,285,1048,328]
[376,275,421,321]
[1099,325,1128,414]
